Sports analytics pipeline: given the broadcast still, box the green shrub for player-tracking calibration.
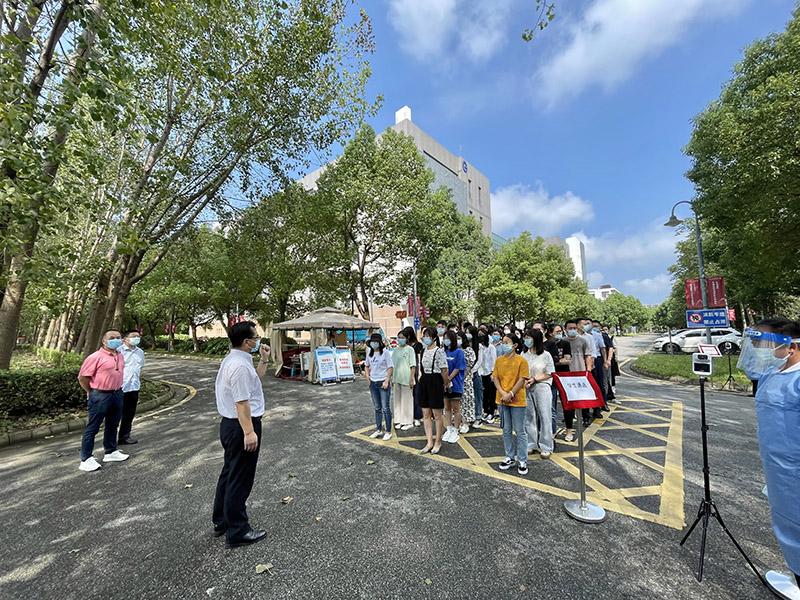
[34,346,84,367]
[0,366,85,417]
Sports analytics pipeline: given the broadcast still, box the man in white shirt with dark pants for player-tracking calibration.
[118,330,145,445]
[212,321,271,548]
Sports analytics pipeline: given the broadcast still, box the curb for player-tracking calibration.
[0,383,176,449]
[629,363,751,396]
[145,352,223,364]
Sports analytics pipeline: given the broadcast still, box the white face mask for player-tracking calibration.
[128,337,141,346]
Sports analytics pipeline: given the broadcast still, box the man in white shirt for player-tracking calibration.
[118,330,146,445]
[212,321,271,548]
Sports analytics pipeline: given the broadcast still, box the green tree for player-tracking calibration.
[316,125,452,320]
[475,232,579,323]
[684,6,800,315]
[600,293,649,331]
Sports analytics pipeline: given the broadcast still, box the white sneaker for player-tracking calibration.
[395,423,403,430]
[79,456,101,472]
[413,420,421,427]
[382,432,392,441]
[441,427,452,443]
[446,427,460,443]
[103,450,129,462]
[401,424,413,431]
[485,414,495,424]
[472,420,483,428]
[458,424,469,434]
[369,430,383,439]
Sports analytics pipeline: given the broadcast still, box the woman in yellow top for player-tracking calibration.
[492,332,530,475]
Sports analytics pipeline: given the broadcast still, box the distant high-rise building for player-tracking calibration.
[589,285,621,301]
[299,106,493,237]
[542,236,587,282]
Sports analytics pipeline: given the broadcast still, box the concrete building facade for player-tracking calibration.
[589,285,621,301]
[542,236,587,282]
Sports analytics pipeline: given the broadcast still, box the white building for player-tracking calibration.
[542,236,587,282]
[589,285,621,301]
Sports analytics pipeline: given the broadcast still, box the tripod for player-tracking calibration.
[718,353,740,391]
[680,376,766,585]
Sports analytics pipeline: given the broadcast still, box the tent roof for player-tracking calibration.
[271,308,379,331]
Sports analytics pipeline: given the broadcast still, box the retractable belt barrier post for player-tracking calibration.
[553,372,607,524]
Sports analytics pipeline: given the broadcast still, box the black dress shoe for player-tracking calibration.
[592,410,603,419]
[213,525,226,538]
[601,405,610,412]
[118,437,138,445]
[582,420,591,429]
[225,529,267,549]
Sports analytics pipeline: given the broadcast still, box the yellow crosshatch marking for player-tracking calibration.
[347,396,685,530]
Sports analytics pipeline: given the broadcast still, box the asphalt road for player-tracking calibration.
[0,337,787,599]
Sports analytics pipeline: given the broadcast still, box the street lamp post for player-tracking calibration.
[665,201,712,344]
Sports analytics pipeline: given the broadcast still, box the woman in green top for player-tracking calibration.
[392,329,417,430]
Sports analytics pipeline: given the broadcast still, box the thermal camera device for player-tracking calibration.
[692,353,714,377]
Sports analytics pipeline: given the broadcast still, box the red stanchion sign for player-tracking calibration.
[553,372,605,410]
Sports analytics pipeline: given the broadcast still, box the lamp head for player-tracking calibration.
[664,214,682,228]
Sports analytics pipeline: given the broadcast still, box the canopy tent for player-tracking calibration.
[267,308,379,382]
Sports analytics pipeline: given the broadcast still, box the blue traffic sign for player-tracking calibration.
[686,309,729,328]
[414,317,421,330]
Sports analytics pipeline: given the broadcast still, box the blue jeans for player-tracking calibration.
[500,404,527,462]
[81,389,123,460]
[551,386,559,434]
[472,375,483,419]
[369,380,392,431]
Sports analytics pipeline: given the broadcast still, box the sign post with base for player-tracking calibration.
[552,372,607,524]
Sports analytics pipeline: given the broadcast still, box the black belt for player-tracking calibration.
[222,416,262,421]
[92,387,122,393]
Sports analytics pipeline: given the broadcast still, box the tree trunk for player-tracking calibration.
[35,313,49,346]
[0,252,33,368]
[190,319,199,352]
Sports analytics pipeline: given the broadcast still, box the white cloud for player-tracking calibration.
[587,271,606,288]
[386,0,512,66]
[623,273,673,297]
[492,182,593,238]
[570,221,682,269]
[535,0,751,108]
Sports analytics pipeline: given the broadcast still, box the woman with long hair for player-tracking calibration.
[442,329,466,443]
[402,326,423,427]
[492,332,529,475]
[392,328,416,431]
[521,328,555,459]
[365,332,394,441]
[466,324,483,428]
[457,330,476,433]
[477,329,497,423]
[417,326,449,454]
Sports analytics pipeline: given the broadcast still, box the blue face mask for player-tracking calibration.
[466,333,473,340]
[370,341,380,349]
[437,327,445,335]
[443,338,451,347]
[397,338,406,346]
[523,338,533,348]
[250,339,261,353]
[554,334,563,341]
[567,329,578,338]
[492,335,501,342]
[501,344,513,355]
[593,327,601,333]
[423,337,432,346]
[107,339,123,350]
[583,324,593,333]
[128,337,140,346]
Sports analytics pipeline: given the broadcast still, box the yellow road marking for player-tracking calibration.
[136,381,197,421]
[347,395,686,530]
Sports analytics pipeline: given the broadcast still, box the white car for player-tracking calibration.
[653,328,742,354]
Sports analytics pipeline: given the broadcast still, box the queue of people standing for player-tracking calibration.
[364,318,620,476]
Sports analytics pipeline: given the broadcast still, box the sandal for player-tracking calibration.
[565,429,575,443]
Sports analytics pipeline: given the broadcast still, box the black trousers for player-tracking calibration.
[213,417,262,542]
[118,390,139,440]
[481,375,497,416]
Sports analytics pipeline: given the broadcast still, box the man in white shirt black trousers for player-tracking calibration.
[212,321,271,548]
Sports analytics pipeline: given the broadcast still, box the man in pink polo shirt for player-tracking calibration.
[77,329,130,472]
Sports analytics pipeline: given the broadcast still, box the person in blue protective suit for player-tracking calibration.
[738,318,800,592]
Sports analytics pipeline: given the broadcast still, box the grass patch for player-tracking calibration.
[632,353,752,387]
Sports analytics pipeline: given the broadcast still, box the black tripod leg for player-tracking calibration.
[711,502,767,585]
[697,508,711,582]
[681,501,705,546]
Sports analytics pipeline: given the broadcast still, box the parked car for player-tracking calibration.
[652,328,742,354]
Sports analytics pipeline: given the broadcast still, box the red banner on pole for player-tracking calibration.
[727,308,736,322]
[707,276,726,308]
[685,279,703,309]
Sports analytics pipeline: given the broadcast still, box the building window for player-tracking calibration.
[478,186,482,206]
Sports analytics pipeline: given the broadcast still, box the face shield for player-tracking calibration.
[737,328,796,379]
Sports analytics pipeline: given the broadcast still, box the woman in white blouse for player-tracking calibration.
[522,328,555,458]
[365,333,394,441]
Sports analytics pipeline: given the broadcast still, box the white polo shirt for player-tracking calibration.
[215,349,265,419]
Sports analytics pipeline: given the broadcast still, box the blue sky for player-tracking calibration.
[311,0,795,304]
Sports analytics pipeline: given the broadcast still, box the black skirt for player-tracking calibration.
[418,372,445,410]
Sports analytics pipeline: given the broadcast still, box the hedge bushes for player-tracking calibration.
[0,366,85,417]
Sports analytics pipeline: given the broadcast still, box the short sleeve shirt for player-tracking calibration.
[120,345,145,392]
[568,335,590,372]
[591,331,606,358]
[554,339,572,373]
[421,347,448,374]
[215,349,265,419]
[492,353,529,406]
[79,348,124,391]
[524,350,555,387]
[391,345,415,387]
[366,348,394,381]
[445,348,467,394]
